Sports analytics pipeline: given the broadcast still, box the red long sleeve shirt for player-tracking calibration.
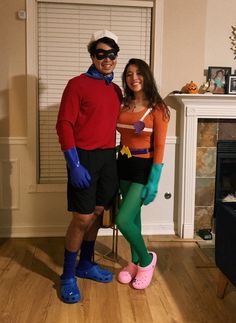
[56,74,122,151]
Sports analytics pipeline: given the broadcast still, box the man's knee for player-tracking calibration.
[72,212,95,231]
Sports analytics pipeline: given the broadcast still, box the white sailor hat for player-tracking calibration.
[90,29,118,44]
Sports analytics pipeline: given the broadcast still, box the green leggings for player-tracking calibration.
[115,180,152,267]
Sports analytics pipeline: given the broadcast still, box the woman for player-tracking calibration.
[116,58,170,289]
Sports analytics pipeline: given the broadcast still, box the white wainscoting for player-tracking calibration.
[0,136,177,237]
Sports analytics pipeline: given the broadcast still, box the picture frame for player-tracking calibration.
[207,66,232,94]
[226,74,236,94]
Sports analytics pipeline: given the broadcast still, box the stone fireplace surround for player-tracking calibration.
[172,94,236,238]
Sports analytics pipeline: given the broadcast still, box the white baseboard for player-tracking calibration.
[0,223,175,238]
[0,225,67,238]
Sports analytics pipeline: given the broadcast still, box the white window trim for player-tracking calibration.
[38,0,153,7]
[26,0,164,192]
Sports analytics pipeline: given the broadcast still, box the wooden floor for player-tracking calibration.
[0,235,235,323]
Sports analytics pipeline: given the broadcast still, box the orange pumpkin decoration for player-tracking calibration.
[181,81,198,94]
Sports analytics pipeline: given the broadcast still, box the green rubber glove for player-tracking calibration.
[141,164,163,205]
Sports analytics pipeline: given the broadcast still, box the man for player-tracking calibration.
[56,30,122,303]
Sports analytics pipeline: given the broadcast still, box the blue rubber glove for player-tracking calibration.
[141,164,163,205]
[64,147,91,189]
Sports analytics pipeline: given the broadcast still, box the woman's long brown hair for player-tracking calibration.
[122,58,170,120]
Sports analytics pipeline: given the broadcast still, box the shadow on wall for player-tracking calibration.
[0,74,27,238]
[0,88,11,237]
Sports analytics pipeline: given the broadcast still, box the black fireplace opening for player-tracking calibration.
[214,140,236,218]
[214,141,236,279]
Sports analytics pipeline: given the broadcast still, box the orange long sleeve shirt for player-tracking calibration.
[117,106,168,164]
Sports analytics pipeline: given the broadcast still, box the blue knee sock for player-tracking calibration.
[61,249,78,279]
[77,240,95,270]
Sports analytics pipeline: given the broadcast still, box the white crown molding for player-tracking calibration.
[37,0,153,7]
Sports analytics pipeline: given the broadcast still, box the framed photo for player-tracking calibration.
[226,74,236,94]
[207,66,232,94]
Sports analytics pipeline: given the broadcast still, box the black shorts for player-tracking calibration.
[67,148,118,214]
[117,153,153,185]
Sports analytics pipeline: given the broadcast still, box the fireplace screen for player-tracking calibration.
[214,140,236,204]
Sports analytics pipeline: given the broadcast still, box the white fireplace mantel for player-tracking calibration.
[172,94,236,238]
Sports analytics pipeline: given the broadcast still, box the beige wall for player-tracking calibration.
[205,0,236,67]
[161,0,207,135]
[1,0,236,137]
[161,0,236,136]
[0,0,27,137]
[161,0,207,98]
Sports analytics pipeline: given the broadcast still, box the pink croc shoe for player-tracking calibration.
[118,262,138,284]
[132,252,157,289]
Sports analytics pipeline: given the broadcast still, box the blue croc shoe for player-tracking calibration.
[60,277,81,303]
[76,263,113,283]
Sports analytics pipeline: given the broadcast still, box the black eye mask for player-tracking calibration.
[94,49,117,60]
